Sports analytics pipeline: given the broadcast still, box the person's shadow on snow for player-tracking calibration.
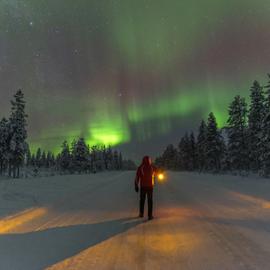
[0,217,143,270]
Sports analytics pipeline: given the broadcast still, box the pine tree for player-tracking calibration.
[205,112,224,172]
[220,137,230,172]
[41,151,46,167]
[0,118,9,174]
[189,132,197,170]
[46,151,55,168]
[72,138,89,173]
[30,153,36,167]
[264,73,270,108]
[227,95,249,172]
[248,80,265,171]
[178,135,186,170]
[113,150,119,170]
[25,143,32,167]
[51,153,56,168]
[261,74,270,176]
[59,141,71,172]
[106,146,113,170]
[95,146,104,171]
[55,153,61,171]
[197,120,207,172]
[118,152,123,170]
[154,156,164,168]
[102,145,108,170]
[35,148,42,168]
[179,133,192,170]
[9,90,28,178]
[46,152,51,168]
[90,145,98,172]
[161,144,178,170]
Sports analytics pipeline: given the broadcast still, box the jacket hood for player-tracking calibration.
[142,156,151,166]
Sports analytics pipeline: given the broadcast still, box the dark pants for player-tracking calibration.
[140,187,153,217]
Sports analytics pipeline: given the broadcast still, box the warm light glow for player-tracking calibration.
[0,207,47,234]
[158,173,165,181]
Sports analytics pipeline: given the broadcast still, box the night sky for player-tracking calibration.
[1,0,270,160]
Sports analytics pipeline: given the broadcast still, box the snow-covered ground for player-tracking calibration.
[1,171,270,269]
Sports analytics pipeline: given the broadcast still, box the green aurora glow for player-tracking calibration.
[1,0,270,156]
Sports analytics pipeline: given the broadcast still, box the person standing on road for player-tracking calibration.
[135,156,157,220]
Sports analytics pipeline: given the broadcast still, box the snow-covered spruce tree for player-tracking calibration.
[227,95,249,173]
[178,136,185,170]
[118,152,123,170]
[205,112,224,172]
[95,146,105,171]
[41,151,47,168]
[189,132,197,171]
[30,152,36,167]
[46,151,55,169]
[25,143,32,167]
[261,74,270,176]
[161,144,178,170]
[154,156,164,168]
[178,134,186,170]
[0,118,10,174]
[196,120,207,172]
[9,90,28,178]
[51,153,56,168]
[101,145,108,170]
[46,151,51,168]
[248,80,265,172]
[35,148,42,168]
[59,141,71,172]
[71,138,89,173]
[90,145,98,172]
[106,146,113,170]
[220,138,230,172]
[113,150,119,170]
[178,133,192,171]
[264,73,270,108]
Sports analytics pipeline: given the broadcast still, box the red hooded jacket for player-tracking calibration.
[135,156,157,188]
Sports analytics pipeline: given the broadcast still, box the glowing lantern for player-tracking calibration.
[158,173,165,181]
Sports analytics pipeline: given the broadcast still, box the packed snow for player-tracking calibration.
[1,171,270,269]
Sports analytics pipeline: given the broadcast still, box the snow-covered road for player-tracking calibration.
[1,171,270,269]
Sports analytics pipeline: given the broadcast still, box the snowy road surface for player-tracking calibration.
[1,171,270,269]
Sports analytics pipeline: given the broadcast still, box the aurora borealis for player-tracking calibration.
[1,0,270,159]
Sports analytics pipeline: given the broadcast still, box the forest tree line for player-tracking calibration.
[156,74,270,177]
[27,140,136,174]
[0,90,136,178]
